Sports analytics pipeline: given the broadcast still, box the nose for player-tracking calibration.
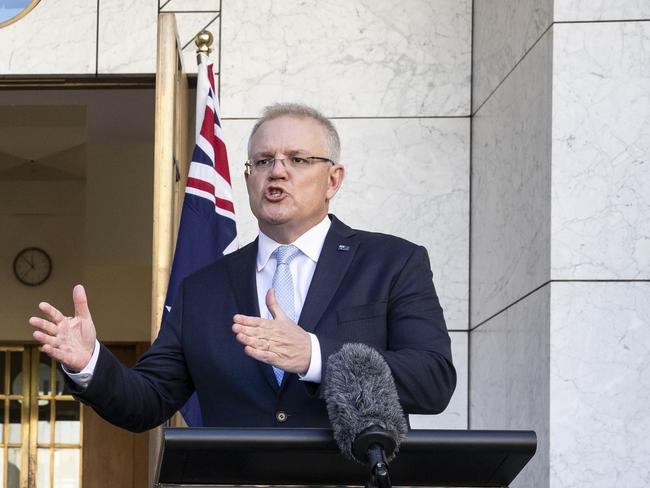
[268,157,289,178]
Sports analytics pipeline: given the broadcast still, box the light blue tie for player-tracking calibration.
[271,245,301,385]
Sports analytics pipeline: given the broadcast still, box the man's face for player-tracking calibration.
[246,115,344,243]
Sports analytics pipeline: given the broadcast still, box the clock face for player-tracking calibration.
[13,247,52,286]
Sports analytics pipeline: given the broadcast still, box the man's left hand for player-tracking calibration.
[232,289,311,374]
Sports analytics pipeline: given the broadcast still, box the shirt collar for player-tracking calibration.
[257,216,332,271]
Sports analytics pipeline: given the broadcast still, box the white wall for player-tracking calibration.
[0,181,85,341]
[471,2,650,486]
[83,143,153,342]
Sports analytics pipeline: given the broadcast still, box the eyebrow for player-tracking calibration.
[251,149,311,159]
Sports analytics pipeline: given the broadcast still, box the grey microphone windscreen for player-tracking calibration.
[322,343,408,463]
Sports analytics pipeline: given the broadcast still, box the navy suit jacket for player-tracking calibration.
[69,216,456,432]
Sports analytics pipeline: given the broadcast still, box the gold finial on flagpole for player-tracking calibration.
[195,30,213,55]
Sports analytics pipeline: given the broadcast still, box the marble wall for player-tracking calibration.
[98,0,158,73]
[471,28,552,326]
[219,0,470,117]
[470,22,554,487]
[472,0,553,110]
[0,1,96,74]
[471,286,550,488]
[554,0,650,21]
[548,19,650,486]
[551,21,650,280]
[550,282,650,487]
[471,1,650,486]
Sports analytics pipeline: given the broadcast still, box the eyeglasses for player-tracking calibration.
[245,156,335,174]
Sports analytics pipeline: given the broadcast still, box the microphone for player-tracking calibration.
[322,343,408,488]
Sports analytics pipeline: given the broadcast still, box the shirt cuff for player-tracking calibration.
[61,339,100,389]
[299,333,322,383]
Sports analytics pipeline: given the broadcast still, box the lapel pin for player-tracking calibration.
[337,244,350,252]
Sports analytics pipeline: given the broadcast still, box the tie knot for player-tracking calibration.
[273,245,301,265]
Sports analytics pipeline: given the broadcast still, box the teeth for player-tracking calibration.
[270,189,281,196]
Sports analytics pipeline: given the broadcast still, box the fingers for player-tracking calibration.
[29,316,58,336]
[38,302,65,324]
[232,323,280,365]
[232,302,309,373]
[234,330,269,349]
[32,330,60,348]
[233,314,262,327]
[243,345,275,364]
[232,316,261,339]
[40,344,67,364]
[73,284,91,319]
[265,289,287,320]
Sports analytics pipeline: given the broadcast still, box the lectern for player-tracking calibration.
[154,428,536,487]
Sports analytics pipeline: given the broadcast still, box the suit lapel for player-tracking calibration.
[226,240,260,318]
[227,241,281,393]
[298,215,357,333]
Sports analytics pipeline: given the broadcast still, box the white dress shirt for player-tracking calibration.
[256,215,330,383]
[66,216,331,388]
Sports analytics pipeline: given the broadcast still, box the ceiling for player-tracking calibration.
[0,89,155,181]
[0,105,86,180]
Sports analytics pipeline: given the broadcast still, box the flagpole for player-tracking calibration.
[164,27,238,427]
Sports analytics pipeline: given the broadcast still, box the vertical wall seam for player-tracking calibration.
[467,0,475,431]
[218,0,223,100]
[95,0,100,75]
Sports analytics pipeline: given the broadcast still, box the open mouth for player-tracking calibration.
[266,187,286,201]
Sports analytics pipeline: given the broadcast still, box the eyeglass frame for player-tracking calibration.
[244,155,335,175]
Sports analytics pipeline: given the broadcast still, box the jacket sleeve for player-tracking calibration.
[318,245,456,414]
[65,287,194,433]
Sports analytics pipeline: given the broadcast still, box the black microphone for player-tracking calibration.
[322,343,408,488]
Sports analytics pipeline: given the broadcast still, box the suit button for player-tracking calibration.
[276,411,288,423]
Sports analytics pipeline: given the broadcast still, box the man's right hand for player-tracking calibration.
[29,284,97,372]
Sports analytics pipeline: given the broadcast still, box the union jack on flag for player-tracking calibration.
[163,52,238,427]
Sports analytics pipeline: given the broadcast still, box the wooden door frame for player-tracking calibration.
[151,11,190,483]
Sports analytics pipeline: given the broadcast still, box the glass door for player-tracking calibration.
[0,347,30,487]
[0,346,82,488]
[30,351,82,488]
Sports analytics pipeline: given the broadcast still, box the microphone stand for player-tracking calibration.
[353,427,396,488]
[365,444,391,488]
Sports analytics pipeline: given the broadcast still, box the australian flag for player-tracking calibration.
[163,53,237,427]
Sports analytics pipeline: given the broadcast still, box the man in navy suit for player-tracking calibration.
[29,104,456,432]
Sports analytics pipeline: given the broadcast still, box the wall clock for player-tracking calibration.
[13,247,52,286]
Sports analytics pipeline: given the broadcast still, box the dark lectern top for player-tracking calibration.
[155,428,536,487]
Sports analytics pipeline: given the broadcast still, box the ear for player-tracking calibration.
[326,164,345,200]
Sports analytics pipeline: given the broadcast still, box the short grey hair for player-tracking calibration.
[247,103,341,163]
